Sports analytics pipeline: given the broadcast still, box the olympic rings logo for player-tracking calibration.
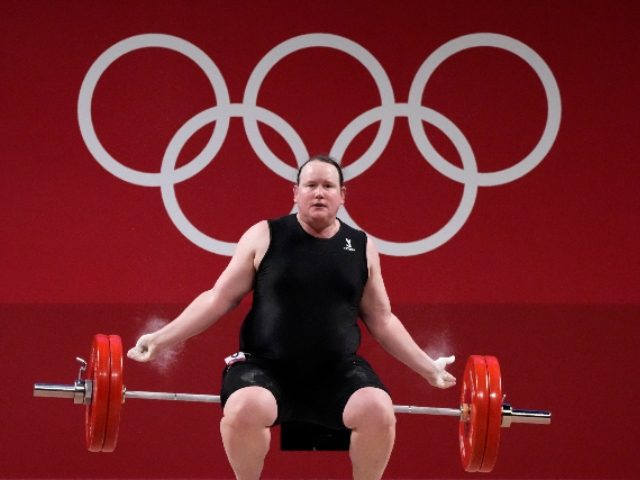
[78,32,561,257]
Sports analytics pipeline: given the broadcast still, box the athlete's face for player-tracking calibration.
[294,160,345,224]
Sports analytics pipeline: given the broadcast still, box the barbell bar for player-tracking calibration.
[33,334,551,472]
[34,384,545,423]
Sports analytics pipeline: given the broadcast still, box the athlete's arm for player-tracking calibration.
[127,221,270,362]
[358,238,456,389]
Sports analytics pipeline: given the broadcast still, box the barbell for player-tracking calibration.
[33,334,551,472]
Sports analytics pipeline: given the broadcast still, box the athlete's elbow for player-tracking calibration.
[216,290,246,315]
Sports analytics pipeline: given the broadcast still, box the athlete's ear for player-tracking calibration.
[340,185,346,204]
[293,183,299,203]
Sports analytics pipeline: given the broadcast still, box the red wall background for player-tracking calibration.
[2,1,639,478]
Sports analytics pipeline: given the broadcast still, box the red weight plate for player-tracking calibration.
[459,355,489,472]
[85,334,110,452]
[102,334,124,452]
[479,356,502,472]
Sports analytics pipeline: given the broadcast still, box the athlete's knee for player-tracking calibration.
[222,386,278,430]
[343,387,396,432]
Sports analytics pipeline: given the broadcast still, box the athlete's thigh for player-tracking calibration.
[221,356,284,412]
[299,356,389,429]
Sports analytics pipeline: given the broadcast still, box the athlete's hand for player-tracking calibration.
[127,334,157,362]
[426,355,456,389]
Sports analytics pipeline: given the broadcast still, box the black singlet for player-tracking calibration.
[239,214,369,366]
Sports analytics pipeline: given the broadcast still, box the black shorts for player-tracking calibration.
[220,354,389,429]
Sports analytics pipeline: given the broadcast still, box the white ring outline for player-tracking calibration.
[78,33,231,187]
[160,104,307,255]
[408,33,561,187]
[335,104,478,256]
[243,33,396,181]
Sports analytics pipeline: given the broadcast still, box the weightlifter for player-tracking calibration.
[127,154,456,480]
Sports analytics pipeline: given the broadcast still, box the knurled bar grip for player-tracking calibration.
[124,390,220,403]
[124,391,461,417]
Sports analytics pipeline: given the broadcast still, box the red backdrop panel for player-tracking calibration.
[1,0,638,478]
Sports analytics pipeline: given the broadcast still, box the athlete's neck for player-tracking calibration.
[296,214,340,239]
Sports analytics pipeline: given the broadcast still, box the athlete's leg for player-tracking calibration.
[343,387,396,480]
[220,386,278,480]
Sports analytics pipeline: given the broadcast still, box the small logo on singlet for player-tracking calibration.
[344,238,356,252]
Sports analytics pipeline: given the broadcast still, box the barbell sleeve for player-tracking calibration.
[34,381,90,405]
[501,403,551,426]
[34,383,78,399]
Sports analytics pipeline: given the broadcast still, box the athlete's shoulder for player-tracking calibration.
[338,217,367,239]
[237,220,269,249]
[268,213,296,226]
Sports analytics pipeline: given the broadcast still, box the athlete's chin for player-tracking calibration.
[307,208,334,219]
[300,208,335,223]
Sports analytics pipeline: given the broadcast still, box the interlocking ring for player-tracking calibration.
[78,34,231,187]
[78,32,561,257]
